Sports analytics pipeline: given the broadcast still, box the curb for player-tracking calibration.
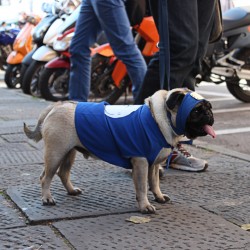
[195,140,250,162]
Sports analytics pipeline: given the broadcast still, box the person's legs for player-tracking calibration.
[169,0,216,172]
[69,0,101,102]
[137,0,215,172]
[196,0,216,74]
[134,52,160,104]
[167,0,199,89]
[135,0,198,103]
[183,0,216,91]
[92,0,147,98]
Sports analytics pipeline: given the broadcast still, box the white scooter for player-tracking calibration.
[21,0,81,96]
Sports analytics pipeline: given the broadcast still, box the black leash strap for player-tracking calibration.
[158,0,170,90]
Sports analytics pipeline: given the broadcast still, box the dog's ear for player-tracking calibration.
[166,91,185,110]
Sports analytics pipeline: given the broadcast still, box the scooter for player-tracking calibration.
[0,27,20,71]
[197,6,250,102]
[19,4,59,89]
[21,2,81,96]
[4,15,40,88]
[39,27,75,101]
[90,16,159,104]
[39,16,158,103]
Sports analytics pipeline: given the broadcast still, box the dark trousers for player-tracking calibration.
[134,0,216,104]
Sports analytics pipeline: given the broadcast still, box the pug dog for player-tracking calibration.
[24,88,215,214]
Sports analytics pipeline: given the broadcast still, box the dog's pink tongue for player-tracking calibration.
[203,125,216,138]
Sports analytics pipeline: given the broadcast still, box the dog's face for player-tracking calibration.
[166,88,215,140]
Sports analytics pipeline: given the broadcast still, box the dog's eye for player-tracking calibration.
[190,108,201,118]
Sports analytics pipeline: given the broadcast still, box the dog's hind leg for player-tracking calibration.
[41,147,67,205]
[57,149,82,196]
[148,164,170,204]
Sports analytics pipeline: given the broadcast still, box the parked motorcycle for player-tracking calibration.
[4,15,40,88]
[20,11,58,89]
[0,27,20,71]
[39,27,74,101]
[197,6,250,102]
[39,16,158,103]
[21,2,80,96]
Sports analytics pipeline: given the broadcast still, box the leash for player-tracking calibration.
[158,0,172,169]
[158,0,170,90]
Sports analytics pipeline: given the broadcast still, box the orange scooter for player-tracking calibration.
[90,16,159,104]
[4,15,40,88]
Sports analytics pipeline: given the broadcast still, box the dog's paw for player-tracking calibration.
[68,187,82,196]
[140,204,156,214]
[155,194,170,204]
[42,197,56,206]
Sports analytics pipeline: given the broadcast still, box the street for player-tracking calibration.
[0,68,250,155]
[1,70,250,249]
[196,82,250,155]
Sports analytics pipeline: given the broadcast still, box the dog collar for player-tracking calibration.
[168,92,205,135]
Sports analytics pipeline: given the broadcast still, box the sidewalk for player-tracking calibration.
[1,71,250,249]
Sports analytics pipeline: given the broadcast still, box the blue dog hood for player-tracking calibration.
[169,92,205,135]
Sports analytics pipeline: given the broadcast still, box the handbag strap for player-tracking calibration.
[158,0,170,90]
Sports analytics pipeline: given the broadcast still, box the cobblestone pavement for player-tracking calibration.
[1,72,250,249]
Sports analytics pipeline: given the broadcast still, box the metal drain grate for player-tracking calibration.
[7,177,143,223]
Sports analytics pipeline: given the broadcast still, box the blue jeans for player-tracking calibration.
[69,0,147,102]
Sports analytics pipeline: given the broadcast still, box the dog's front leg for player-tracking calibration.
[131,157,156,214]
[148,164,170,204]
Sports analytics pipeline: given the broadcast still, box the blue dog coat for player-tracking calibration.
[75,102,170,169]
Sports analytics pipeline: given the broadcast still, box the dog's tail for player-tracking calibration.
[23,103,58,142]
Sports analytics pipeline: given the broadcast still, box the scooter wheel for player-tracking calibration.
[226,80,250,103]
[4,64,21,88]
[40,67,69,102]
[22,60,45,96]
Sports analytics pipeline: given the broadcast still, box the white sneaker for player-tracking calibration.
[169,144,208,172]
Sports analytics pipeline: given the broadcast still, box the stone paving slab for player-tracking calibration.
[0,141,35,152]
[0,126,26,134]
[202,196,250,226]
[0,194,26,229]
[0,225,70,249]
[0,150,43,165]
[161,169,250,204]
[1,133,29,143]
[0,118,41,128]
[53,204,250,250]
[0,164,42,189]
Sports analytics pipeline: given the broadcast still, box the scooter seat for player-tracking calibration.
[223,6,250,31]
